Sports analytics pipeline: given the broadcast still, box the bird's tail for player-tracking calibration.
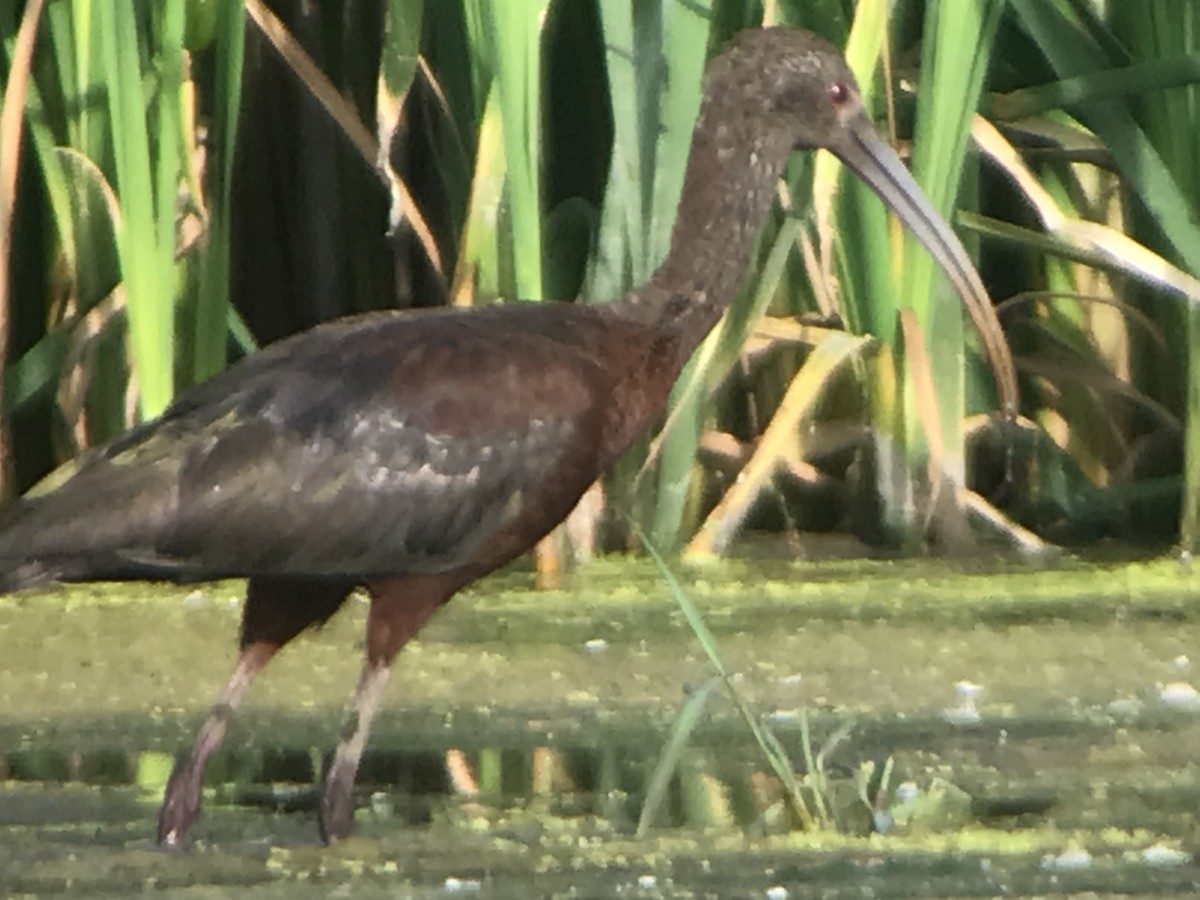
[0,476,172,594]
[0,558,59,593]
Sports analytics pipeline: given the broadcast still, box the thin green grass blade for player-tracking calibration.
[226,304,257,355]
[58,0,104,156]
[5,44,78,303]
[901,0,1004,485]
[634,524,814,828]
[635,674,721,837]
[98,2,180,417]
[489,0,548,301]
[986,54,1200,120]
[4,333,69,414]
[191,0,245,383]
[154,3,183,303]
[453,85,506,303]
[647,3,710,268]
[834,0,890,340]
[588,3,640,300]
[649,0,717,550]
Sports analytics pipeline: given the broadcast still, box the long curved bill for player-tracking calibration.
[832,113,1018,417]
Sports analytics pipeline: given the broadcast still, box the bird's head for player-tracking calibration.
[697,28,930,226]
[705,27,865,154]
[695,26,1017,414]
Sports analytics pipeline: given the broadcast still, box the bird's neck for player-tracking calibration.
[606,104,795,367]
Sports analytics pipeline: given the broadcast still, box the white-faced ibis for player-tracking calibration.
[0,27,1009,845]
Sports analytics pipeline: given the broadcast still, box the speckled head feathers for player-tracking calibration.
[701,27,866,153]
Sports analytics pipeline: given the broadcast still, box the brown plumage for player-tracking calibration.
[0,27,1009,845]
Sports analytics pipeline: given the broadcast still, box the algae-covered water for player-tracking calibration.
[0,553,1198,897]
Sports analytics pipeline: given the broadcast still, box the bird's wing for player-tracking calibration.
[0,307,613,584]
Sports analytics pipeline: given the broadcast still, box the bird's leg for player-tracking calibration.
[318,575,453,842]
[157,640,277,846]
[317,655,393,842]
[158,577,352,847]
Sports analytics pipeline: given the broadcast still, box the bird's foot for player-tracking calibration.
[318,763,357,843]
[157,763,203,848]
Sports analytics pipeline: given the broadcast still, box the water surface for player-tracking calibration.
[1,554,1197,896]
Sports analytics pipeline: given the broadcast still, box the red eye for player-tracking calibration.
[828,82,850,105]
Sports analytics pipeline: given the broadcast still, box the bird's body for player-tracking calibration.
[0,27,1011,845]
[3,299,687,587]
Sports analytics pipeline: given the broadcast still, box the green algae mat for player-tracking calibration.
[1,555,1198,897]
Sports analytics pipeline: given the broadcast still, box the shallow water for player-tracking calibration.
[1,554,1198,897]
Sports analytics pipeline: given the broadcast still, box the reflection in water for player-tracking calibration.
[5,741,775,832]
[5,692,1200,842]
